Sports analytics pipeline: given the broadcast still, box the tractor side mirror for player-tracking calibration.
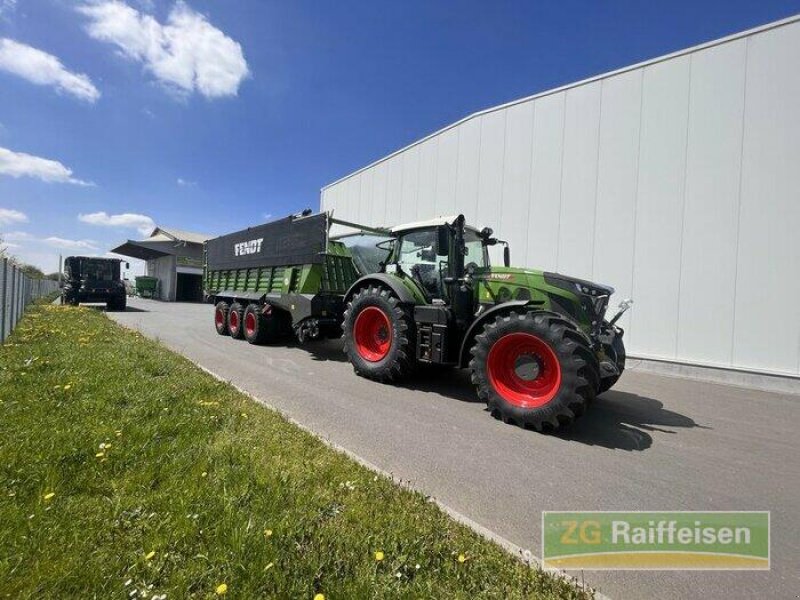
[126,262,130,269]
[436,225,449,256]
[480,226,494,240]
[503,245,510,267]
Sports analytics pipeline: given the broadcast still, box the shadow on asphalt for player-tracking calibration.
[295,338,349,362]
[273,338,709,451]
[554,390,710,451]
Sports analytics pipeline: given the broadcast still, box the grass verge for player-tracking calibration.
[0,304,589,599]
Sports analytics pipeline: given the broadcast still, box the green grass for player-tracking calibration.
[0,304,589,599]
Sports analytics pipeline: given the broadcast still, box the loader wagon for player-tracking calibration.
[205,210,630,432]
[204,212,371,343]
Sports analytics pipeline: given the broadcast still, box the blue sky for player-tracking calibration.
[0,0,798,274]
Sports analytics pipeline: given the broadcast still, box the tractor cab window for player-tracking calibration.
[396,229,447,299]
[464,230,489,270]
[85,261,116,282]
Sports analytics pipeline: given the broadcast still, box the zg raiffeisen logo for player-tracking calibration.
[542,511,769,570]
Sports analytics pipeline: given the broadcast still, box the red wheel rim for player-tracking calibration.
[487,333,561,408]
[353,306,392,362]
[215,308,225,328]
[245,312,257,337]
[229,310,239,333]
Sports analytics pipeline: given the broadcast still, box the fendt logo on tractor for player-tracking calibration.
[234,238,264,256]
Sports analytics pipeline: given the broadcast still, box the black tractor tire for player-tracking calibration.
[343,284,416,382]
[470,310,600,431]
[228,302,245,340]
[243,303,274,345]
[107,296,126,312]
[599,329,626,394]
[214,301,230,336]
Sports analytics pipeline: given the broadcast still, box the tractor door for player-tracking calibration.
[395,229,449,301]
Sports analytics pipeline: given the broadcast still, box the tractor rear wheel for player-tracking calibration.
[214,301,230,335]
[343,285,416,382]
[470,310,599,431]
[228,302,245,340]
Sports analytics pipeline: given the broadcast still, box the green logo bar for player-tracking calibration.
[542,511,769,570]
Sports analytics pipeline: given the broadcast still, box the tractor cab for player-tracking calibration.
[386,215,496,304]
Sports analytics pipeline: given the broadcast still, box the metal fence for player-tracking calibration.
[1,258,61,344]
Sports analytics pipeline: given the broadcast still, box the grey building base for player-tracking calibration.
[627,355,800,396]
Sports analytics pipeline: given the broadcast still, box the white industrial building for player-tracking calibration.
[321,16,800,389]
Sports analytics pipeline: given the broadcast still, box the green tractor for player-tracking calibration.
[340,214,630,431]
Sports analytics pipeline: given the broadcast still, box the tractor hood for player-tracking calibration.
[541,271,615,297]
[473,267,615,328]
[476,266,614,296]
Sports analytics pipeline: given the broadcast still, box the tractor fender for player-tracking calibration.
[457,300,532,368]
[343,274,417,306]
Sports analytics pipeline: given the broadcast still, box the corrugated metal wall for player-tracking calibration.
[321,17,800,378]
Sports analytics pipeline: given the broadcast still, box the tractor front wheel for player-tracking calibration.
[599,327,626,394]
[228,302,245,340]
[470,310,599,431]
[343,285,416,382]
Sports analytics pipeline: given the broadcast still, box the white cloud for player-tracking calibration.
[0,208,28,225]
[0,146,93,185]
[42,236,99,250]
[0,230,32,241]
[177,177,196,186]
[0,0,17,18]
[78,1,249,99]
[78,211,155,236]
[0,38,100,103]
[0,231,99,269]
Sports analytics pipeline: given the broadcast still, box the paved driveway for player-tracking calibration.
[109,298,799,599]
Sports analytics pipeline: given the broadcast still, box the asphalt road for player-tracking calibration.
[108,298,799,599]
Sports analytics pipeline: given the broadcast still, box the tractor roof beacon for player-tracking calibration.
[204,211,631,432]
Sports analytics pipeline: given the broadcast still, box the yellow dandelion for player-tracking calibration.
[64,384,72,390]
[215,583,228,595]
[265,562,274,571]
[145,551,156,560]
[201,471,208,478]
[264,528,273,538]
[457,554,467,563]
[95,452,105,458]
[374,550,384,561]
[53,385,62,389]
[43,492,55,501]
[314,594,325,600]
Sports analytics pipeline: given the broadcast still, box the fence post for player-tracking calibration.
[10,264,16,333]
[0,259,6,343]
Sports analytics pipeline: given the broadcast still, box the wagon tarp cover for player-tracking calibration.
[205,213,328,271]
